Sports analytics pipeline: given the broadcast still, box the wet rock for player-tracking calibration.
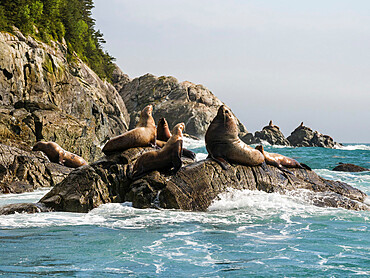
[115,73,247,138]
[26,147,368,214]
[287,123,341,148]
[0,202,51,215]
[333,163,369,172]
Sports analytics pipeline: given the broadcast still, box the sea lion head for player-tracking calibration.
[172,122,185,135]
[142,105,153,116]
[158,117,167,127]
[218,105,238,134]
[32,141,44,151]
[137,105,155,127]
[255,145,264,154]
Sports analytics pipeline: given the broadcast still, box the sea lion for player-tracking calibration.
[205,105,265,169]
[32,141,87,168]
[156,117,196,160]
[131,122,185,179]
[255,145,311,171]
[157,118,171,141]
[102,105,156,154]
[268,120,280,130]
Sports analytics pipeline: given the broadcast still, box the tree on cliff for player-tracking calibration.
[0,0,115,82]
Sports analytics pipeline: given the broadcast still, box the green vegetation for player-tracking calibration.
[0,0,115,82]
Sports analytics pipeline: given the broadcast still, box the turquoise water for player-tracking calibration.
[0,142,369,277]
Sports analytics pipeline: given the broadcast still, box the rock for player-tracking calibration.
[333,163,369,172]
[0,143,72,194]
[115,73,247,138]
[0,30,129,162]
[0,202,51,215]
[252,121,290,146]
[15,147,366,214]
[159,160,368,211]
[240,132,258,145]
[287,123,341,148]
[38,147,196,213]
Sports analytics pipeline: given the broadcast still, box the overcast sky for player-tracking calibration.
[93,0,370,143]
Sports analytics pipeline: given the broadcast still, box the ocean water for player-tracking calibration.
[0,141,369,277]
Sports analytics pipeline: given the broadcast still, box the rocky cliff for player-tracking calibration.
[0,29,129,162]
[115,73,248,138]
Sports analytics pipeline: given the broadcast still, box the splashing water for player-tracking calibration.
[0,141,369,277]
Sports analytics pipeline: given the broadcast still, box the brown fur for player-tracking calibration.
[102,105,156,154]
[132,123,185,178]
[255,145,303,169]
[32,141,87,168]
[205,105,264,168]
[157,118,172,141]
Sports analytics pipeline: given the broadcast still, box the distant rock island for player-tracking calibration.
[242,121,341,148]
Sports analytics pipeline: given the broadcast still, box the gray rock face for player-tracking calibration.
[0,30,129,162]
[287,123,341,148]
[333,163,369,172]
[0,144,72,194]
[6,147,362,215]
[115,74,247,138]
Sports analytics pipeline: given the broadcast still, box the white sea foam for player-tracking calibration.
[0,188,50,206]
[209,188,322,215]
[183,137,205,150]
[314,169,370,194]
[251,140,293,149]
[334,144,370,151]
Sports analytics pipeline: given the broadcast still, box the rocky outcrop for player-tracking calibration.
[0,202,51,215]
[2,146,365,214]
[0,29,129,162]
[114,73,247,138]
[287,123,341,148]
[242,121,290,146]
[0,143,72,194]
[333,163,369,172]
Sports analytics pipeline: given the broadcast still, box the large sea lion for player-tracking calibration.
[102,105,156,154]
[255,145,311,171]
[32,141,87,168]
[205,105,265,169]
[156,117,196,160]
[131,122,185,179]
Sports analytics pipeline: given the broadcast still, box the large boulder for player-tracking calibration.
[1,147,364,214]
[115,73,247,138]
[333,163,369,172]
[287,123,341,148]
[0,29,129,162]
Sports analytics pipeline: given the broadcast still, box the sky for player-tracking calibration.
[92,0,370,143]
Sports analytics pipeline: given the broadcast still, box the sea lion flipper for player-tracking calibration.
[280,167,294,176]
[182,148,196,160]
[261,161,271,173]
[171,140,183,172]
[213,156,230,170]
[300,163,312,171]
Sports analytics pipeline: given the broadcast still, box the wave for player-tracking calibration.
[183,137,205,150]
[334,144,370,151]
[250,140,293,149]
